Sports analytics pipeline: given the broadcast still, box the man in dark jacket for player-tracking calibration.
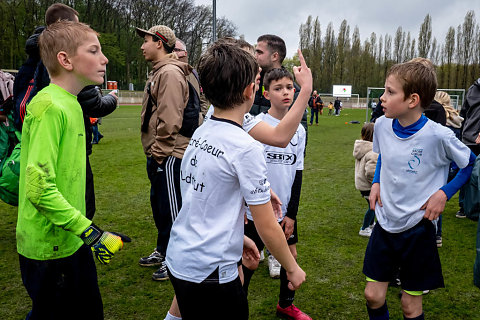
[370,100,384,122]
[308,90,322,125]
[424,99,447,126]
[460,78,480,156]
[455,78,480,218]
[12,3,118,220]
[250,34,308,134]
[77,87,118,219]
[334,97,341,116]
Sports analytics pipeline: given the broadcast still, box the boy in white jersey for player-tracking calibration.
[364,61,475,320]
[165,42,306,320]
[241,68,311,320]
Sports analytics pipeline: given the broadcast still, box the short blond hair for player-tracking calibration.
[39,20,99,77]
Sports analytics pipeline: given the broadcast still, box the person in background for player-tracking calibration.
[353,123,378,237]
[308,90,321,125]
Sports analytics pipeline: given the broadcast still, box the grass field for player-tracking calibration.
[1,107,480,319]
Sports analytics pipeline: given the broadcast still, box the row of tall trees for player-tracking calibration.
[299,11,480,96]
[0,0,237,89]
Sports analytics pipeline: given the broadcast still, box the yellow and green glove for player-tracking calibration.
[80,224,127,264]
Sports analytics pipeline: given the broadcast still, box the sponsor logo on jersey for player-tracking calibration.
[265,151,297,165]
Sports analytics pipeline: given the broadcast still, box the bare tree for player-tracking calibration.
[418,14,432,57]
[443,27,456,87]
[461,10,476,87]
[455,25,463,88]
[384,34,392,77]
[323,22,336,90]
[393,26,405,63]
[430,37,438,65]
[335,19,350,83]
[403,32,412,61]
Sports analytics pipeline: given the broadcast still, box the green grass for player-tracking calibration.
[1,107,480,319]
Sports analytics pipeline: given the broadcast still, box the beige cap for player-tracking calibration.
[135,25,176,48]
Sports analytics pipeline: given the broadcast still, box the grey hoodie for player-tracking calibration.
[461,78,480,146]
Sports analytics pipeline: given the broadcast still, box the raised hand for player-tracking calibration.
[292,49,312,93]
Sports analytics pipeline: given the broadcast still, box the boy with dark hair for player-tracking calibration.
[365,61,476,320]
[45,2,79,25]
[17,20,126,319]
[165,43,306,320]
[241,68,311,320]
[256,34,287,66]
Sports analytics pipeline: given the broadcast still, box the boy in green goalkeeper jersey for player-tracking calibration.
[17,20,127,319]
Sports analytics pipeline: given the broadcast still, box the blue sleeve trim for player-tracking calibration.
[372,154,381,184]
[440,152,477,200]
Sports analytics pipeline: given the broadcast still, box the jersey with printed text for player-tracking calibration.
[373,116,470,233]
[166,116,271,283]
[246,112,305,222]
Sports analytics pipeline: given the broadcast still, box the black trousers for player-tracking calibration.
[19,245,103,320]
[169,269,248,320]
[147,156,182,256]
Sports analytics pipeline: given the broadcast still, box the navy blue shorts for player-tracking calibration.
[363,219,444,291]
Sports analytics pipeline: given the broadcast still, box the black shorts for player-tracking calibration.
[168,268,248,320]
[244,218,298,253]
[363,219,444,291]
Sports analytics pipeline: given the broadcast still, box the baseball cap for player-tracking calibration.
[135,25,176,48]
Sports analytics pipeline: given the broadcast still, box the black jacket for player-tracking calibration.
[77,86,117,155]
[424,100,447,126]
[461,78,480,146]
[370,101,384,122]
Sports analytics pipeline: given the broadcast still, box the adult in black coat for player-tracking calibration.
[77,87,117,219]
[424,100,447,126]
[460,78,480,156]
[370,100,384,122]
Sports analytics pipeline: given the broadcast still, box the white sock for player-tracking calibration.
[164,311,182,320]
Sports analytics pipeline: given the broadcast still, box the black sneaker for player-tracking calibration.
[139,249,164,267]
[152,262,169,281]
[456,209,466,218]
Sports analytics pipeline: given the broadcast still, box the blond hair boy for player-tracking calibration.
[17,20,125,319]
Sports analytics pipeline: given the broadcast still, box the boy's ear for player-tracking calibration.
[57,51,74,71]
[243,83,255,100]
[408,93,421,109]
[263,89,271,101]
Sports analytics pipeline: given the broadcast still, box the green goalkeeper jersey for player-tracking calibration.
[17,84,91,260]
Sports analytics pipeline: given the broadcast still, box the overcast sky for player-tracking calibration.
[194,0,477,58]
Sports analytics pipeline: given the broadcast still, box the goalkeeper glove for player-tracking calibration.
[80,224,124,265]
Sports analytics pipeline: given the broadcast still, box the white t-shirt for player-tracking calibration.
[373,116,471,233]
[204,105,260,133]
[165,116,271,283]
[246,112,306,222]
